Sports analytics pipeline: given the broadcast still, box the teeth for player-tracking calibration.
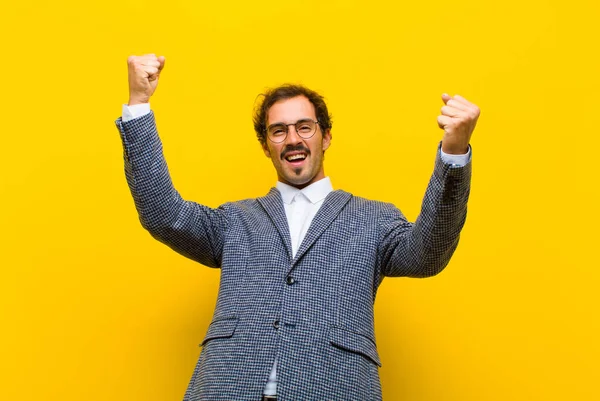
[287,154,306,161]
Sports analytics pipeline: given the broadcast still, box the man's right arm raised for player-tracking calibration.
[114,54,226,268]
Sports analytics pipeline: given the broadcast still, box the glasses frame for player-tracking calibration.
[265,119,320,143]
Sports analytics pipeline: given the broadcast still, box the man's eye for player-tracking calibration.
[298,124,312,132]
[271,127,285,135]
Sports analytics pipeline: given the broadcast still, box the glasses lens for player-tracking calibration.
[296,120,316,138]
[267,124,287,142]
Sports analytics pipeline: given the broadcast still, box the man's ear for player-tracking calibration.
[262,143,272,158]
[322,129,332,151]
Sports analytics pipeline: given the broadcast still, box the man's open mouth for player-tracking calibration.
[285,153,307,162]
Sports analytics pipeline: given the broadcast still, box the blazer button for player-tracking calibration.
[273,320,280,329]
[286,276,296,285]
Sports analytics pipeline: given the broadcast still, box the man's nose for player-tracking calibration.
[285,125,302,144]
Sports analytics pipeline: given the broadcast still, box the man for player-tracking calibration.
[115,54,479,401]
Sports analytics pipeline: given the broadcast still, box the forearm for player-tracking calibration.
[115,111,184,230]
[381,148,472,277]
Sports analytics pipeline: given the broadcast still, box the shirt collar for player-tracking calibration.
[276,177,333,205]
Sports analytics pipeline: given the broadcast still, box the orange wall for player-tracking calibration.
[1,1,598,400]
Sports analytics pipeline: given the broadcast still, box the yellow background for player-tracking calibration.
[1,0,598,400]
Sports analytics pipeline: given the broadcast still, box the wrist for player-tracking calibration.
[441,141,469,155]
[128,95,150,106]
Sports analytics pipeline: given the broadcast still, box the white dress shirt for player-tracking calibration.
[121,103,470,395]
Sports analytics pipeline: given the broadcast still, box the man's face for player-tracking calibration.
[262,96,331,189]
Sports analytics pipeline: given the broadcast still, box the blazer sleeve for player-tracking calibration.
[378,147,472,277]
[114,112,226,268]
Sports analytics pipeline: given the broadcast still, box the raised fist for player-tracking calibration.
[437,94,480,155]
[127,54,166,105]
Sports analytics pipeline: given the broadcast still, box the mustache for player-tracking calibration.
[280,144,311,160]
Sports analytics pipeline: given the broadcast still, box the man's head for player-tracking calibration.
[253,84,333,189]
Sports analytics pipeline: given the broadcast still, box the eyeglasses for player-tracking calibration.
[266,119,319,143]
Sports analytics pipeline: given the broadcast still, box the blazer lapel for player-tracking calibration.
[257,188,293,261]
[291,190,352,268]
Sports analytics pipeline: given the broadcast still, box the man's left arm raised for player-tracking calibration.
[379,94,480,277]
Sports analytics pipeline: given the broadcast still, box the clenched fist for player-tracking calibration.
[127,54,166,105]
[437,94,480,155]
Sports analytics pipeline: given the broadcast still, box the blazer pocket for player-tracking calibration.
[200,316,238,347]
[328,326,382,367]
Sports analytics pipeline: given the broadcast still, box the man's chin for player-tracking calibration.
[281,172,312,188]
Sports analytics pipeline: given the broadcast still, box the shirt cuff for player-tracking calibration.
[440,146,471,167]
[122,103,151,122]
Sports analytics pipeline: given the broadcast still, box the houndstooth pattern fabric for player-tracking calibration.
[115,112,471,401]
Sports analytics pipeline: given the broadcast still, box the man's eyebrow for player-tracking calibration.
[267,122,285,129]
[267,118,314,129]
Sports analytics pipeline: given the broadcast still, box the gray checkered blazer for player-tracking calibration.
[115,112,471,401]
